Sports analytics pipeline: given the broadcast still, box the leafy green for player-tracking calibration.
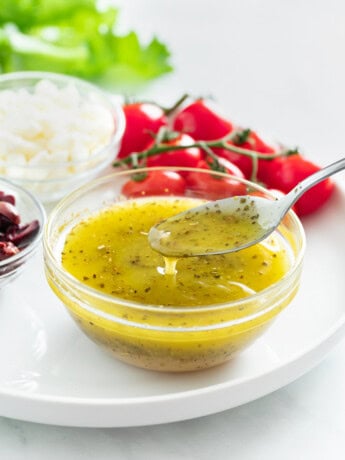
[0,0,172,87]
[0,0,97,28]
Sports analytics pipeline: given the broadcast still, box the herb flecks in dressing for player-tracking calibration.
[149,196,274,257]
[62,197,291,307]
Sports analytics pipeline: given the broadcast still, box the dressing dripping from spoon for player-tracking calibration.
[149,158,345,258]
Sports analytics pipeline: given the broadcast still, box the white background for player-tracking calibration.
[2,1,345,458]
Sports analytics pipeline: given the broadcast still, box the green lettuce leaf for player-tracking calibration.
[0,0,97,28]
[0,0,172,87]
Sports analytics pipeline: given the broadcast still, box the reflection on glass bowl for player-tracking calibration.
[44,167,305,372]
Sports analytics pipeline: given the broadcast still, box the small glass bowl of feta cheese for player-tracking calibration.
[0,71,125,203]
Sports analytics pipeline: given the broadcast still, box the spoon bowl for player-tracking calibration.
[149,158,345,257]
[149,194,282,257]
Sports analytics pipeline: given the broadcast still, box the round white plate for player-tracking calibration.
[1,181,345,428]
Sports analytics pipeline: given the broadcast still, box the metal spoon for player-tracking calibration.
[148,158,345,257]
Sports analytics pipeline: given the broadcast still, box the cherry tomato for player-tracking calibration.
[145,134,202,169]
[196,158,245,178]
[173,100,233,141]
[118,103,167,159]
[185,160,246,200]
[215,130,276,179]
[257,154,335,216]
[121,171,186,198]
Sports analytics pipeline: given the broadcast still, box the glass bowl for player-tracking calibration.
[43,167,305,372]
[0,71,125,203]
[0,177,45,289]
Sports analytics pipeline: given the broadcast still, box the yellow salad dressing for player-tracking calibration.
[56,197,298,372]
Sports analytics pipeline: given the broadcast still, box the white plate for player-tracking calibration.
[1,182,345,428]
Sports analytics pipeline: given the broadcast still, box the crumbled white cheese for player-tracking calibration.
[0,79,115,184]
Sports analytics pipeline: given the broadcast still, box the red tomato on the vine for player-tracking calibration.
[257,154,335,216]
[196,158,245,178]
[185,159,246,200]
[121,171,186,198]
[215,130,276,179]
[173,100,233,141]
[145,133,202,169]
[118,103,167,159]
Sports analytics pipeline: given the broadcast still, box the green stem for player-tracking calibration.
[122,94,189,115]
[250,155,259,182]
[198,141,226,172]
[113,139,290,168]
[198,141,220,161]
[162,93,190,116]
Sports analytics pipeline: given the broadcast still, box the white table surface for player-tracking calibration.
[2,0,345,458]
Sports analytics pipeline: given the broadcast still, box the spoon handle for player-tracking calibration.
[281,157,345,212]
